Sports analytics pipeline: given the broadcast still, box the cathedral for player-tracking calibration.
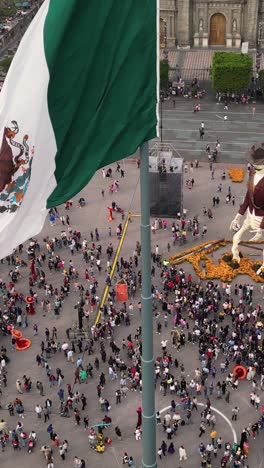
[160,0,264,49]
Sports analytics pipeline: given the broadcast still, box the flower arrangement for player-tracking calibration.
[169,240,226,265]
[169,240,264,282]
[228,168,245,183]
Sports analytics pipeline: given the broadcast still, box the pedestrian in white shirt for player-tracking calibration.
[179,445,187,461]
[255,394,260,410]
[67,349,74,363]
[35,404,43,418]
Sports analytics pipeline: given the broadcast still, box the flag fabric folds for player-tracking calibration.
[0,0,158,257]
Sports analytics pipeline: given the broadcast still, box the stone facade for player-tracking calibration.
[160,0,264,49]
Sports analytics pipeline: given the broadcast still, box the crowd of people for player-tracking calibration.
[0,159,263,468]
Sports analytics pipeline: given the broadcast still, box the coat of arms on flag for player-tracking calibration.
[0,0,157,259]
[0,120,33,213]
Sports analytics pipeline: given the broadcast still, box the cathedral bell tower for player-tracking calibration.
[177,0,190,47]
[245,0,259,48]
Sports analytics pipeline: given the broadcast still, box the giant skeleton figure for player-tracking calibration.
[230,144,264,274]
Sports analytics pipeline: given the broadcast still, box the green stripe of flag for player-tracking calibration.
[44,0,157,207]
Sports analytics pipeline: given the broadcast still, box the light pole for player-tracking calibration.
[140,141,157,468]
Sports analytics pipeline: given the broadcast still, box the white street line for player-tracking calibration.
[163,117,262,125]
[163,110,264,115]
[164,128,264,135]
[154,148,243,154]
[159,403,237,443]
[152,138,250,146]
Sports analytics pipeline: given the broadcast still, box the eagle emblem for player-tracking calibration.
[0,120,34,213]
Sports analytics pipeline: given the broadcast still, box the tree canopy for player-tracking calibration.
[160,59,169,91]
[0,0,17,22]
[211,52,252,93]
[0,55,13,73]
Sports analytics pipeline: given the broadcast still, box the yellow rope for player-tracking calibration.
[94,213,132,325]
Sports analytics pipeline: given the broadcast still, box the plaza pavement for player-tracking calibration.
[0,98,264,468]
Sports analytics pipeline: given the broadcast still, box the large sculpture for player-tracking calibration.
[230,144,264,273]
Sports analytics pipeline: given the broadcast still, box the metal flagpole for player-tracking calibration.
[140,141,157,468]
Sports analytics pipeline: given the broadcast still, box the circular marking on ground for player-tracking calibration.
[159,403,237,443]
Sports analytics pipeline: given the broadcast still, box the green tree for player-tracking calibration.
[0,0,17,23]
[211,52,252,93]
[160,59,169,91]
[0,55,13,73]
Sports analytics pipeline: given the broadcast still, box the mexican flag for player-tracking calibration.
[0,0,158,257]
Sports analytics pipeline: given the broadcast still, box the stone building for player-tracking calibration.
[160,0,264,49]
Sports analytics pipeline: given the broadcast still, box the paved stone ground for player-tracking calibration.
[0,98,264,468]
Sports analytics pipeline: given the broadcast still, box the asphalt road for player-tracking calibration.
[153,97,264,163]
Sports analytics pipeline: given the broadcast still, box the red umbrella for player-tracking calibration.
[25,296,34,304]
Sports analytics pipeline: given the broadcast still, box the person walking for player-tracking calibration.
[58,388,64,402]
[35,404,43,418]
[255,394,260,410]
[36,381,44,396]
[59,445,66,460]
[232,406,239,420]
[74,457,82,468]
[16,379,23,394]
[116,389,122,405]
[74,408,81,425]
[199,421,206,437]
[44,406,50,423]
[47,423,54,440]
[83,416,89,429]
[161,440,167,457]
[156,411,161,425]
[192,396,198,411]
[81,394,87,411]
[168,442,175,454]
[200,124,205,140]
[67,349,74,363]
[8,402,14,416]
[179,445,187,461]
[136,407,142,428]
[45,327,50,341]
[115,426,122,440]
[47,457,54,468]
[210,429,217,446]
